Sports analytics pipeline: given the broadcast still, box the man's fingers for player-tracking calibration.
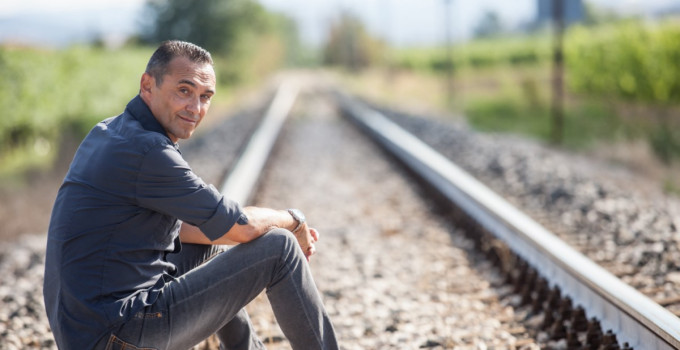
[309,228,319,242]
[305,243,316,262]
[295,226,318,261]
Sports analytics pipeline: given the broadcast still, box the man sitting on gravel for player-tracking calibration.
[43,40,337,350]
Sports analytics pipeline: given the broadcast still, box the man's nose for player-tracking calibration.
[186,96,200,114]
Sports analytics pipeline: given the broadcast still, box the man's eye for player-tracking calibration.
[201,95,212,102]
[179,88,189,94]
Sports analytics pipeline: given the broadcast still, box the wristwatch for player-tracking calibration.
[287,208,306,233]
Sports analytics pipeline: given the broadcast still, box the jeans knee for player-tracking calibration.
[266,227,297,245]
[264,228,303,259]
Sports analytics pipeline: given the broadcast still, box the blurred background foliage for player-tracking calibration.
[334,15,680,172]
[381,19,680,152]
[0,0,299,183]
[139,0,303,84]
[322,11,387,72]
[3,0,680,191]
[0,46,152,180]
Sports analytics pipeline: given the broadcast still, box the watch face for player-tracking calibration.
[289,209,305,222]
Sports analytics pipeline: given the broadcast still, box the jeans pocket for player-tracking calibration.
[104,334,158,350]
[105,310,166,350]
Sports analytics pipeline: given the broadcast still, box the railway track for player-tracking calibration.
[220,81,680,349]
[2,78,679,349]
[332,89,680,349]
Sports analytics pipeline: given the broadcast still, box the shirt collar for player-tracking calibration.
[126,95,170,139]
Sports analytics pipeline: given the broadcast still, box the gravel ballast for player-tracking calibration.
[379,103,680,315]
[245,87,537,349]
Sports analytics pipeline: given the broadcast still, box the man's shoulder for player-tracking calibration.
[66,111,182,189]
[100,112,174,153]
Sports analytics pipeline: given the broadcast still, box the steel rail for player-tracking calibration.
[334,90,680,350]
[220,81,299,204]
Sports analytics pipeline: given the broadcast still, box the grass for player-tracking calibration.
[0,45,153,183]
[463,90,633,151]
[341,62,657,150]
[339,63,626,149]
[0,44,273,188]
[336,63,680,194]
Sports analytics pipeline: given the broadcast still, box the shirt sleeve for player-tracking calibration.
[135,143,245,241]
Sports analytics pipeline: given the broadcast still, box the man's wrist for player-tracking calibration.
[287,208,306,233]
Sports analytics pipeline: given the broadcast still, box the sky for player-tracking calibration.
[0,0,145,47]
[259,0,535,46]
[258,0,680,46]
[1,0,679,48]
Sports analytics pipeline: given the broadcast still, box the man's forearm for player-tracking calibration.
[179,207,297,245]
[179,222,239,245]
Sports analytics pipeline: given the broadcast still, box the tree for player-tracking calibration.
[322,11,385,71]
[141,0,268,56]
[140,0,300,84]
[473,10,504,39]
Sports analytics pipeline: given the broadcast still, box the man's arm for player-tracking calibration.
[179,206,319,259]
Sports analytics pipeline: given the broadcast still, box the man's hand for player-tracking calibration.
[180,207,321,261]
[293,223,319,261]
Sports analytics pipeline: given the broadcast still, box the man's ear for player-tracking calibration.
[140,73,154,97]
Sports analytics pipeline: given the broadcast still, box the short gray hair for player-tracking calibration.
[145,40,213,86]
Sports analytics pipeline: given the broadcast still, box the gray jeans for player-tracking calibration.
[97,229,338,350]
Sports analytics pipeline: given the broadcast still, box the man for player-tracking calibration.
[44,40,338,350]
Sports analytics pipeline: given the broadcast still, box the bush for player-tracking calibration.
[0,45,152,177]
[566,20,680,104]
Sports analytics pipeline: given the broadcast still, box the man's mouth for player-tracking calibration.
[178,114,198,125]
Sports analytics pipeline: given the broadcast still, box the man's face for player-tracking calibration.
[140,56,216,143]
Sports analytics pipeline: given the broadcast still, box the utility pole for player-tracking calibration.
[383,0,394,85]
[444,0,454,107]
[551,0,565,145]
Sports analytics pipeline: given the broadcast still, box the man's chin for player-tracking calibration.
[166,130,194,142]
[180,130,196,140]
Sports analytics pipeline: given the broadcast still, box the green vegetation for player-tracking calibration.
[394,36,550,72]
[140,0,301,84]
[0,0,297,184]
[0,46,152,181]
[462,91,630,151]
[322,11,386,71]
[388,19,680,164]
[567,20,680,104]
[0,43,287,183]
[5,7,680,189]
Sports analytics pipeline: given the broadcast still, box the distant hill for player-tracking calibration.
[0,7,140,48]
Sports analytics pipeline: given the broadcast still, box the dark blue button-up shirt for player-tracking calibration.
[44,95,244,349]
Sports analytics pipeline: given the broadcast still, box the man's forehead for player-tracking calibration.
[167,57,216,88]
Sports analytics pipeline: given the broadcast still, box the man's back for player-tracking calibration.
[43,40,337,349]
[45,96,203,348]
